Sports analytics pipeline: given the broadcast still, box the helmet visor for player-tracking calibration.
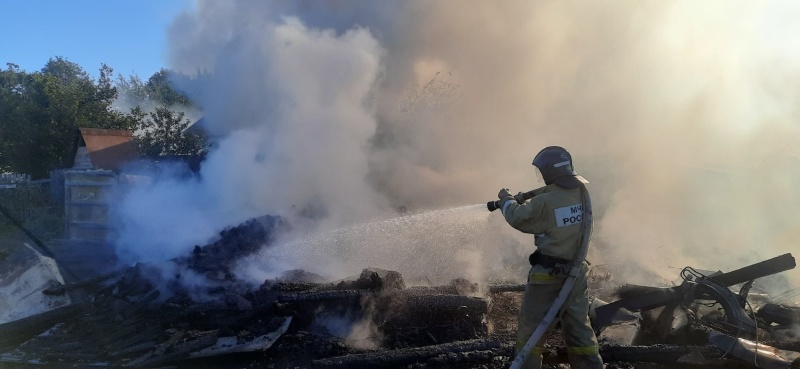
[534,166,545,184]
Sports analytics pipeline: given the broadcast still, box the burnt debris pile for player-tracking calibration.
[182,214,285,282]
[0,216,499,368]
[1,214,800,368]
[588,253,800,368]
[0,268,496,368]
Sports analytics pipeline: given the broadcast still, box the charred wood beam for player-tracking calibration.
[425,349,507,366]
[0,304,86,350]
[171,306,279,332]
[270,282,322,292]
[539,345,727,365]
[104,327,162,352]
[597,344,723,364]
[100,322,147,343]
[49,341,84,352]
[272,280,520,299]
[277,289,490,309]
[382,295,488,337]
[272,269,488,302]
[42,271,121,295]
[594,286,683,327]
[406,286,461,295]
[488,284,526,293]
[41,352,101,361]
[0,354,128,368]
[595,254,796,327]
[312,338,501,369]
[404,279,478,296]
[131,333,218,368]
[124,290,161,318]
[615,284,668,299]
[116,283,148,301]
[277,289,374,303]
[401,295,488,318]
[711,253,795,287]
[757,304,800,326]
[267,269,405,296]
[108,341,157,358]
[380,283,525,295]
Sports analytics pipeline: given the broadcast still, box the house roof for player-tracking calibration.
[77,128,138,171]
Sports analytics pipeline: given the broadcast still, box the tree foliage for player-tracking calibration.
[0,57,133,178]
[0,59,205,178]
[115,68,193,108]
[135,106,204,158]
[115,68,205,160]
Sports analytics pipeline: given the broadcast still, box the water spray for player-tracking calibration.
[486,190,537,212]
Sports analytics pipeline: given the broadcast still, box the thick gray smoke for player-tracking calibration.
[113,16,388,263]
[113,1,800,290]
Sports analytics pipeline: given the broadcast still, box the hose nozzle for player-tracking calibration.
[487,190,537,212]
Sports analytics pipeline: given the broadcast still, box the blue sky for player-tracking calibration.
[0,0,192,79]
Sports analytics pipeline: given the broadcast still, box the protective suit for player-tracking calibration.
[499,147,603,369]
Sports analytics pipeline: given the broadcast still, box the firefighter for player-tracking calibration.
[497,146,603,369]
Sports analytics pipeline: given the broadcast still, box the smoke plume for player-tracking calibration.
[112,1,800,290]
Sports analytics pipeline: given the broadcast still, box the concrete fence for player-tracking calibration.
[0,173,31,188]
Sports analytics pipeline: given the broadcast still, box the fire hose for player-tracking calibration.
[489,185,593,369]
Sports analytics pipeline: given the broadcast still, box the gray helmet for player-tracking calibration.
[532,146,577,184]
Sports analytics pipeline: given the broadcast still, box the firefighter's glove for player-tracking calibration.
[497,188,514,209]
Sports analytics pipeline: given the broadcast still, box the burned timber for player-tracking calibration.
[1,216,799,368]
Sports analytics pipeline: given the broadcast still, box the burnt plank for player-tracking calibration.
[312,339,501,369]
[711,253,795,287]
[132,333,218,368]
[594,286,682,327]
[0,304,86,350]
[488,284,526,293]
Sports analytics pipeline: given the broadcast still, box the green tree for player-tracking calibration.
[145,69,193,106]
[0,59,206,177]
[115,68,193,108]
[0,63,27,173]
[115,69,205,159]
[136,106,205,158]
[114,74,147,108]
[0,57,132,178]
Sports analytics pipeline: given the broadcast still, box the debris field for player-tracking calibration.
[1,215,799,369]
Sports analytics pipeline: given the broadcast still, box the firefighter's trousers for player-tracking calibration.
[515,263,603,369]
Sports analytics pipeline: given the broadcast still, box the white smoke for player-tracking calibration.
[111,1,800,289]
[113,16,388,263]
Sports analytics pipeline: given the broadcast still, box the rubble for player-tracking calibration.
[708,331,800,369]
[588,254,800,368]
[0,214,799,369]
[182,215,285,282]
[758,304,800,327]
[0,216,495,368]
[594,253,796,330]
[312,338,502,369]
